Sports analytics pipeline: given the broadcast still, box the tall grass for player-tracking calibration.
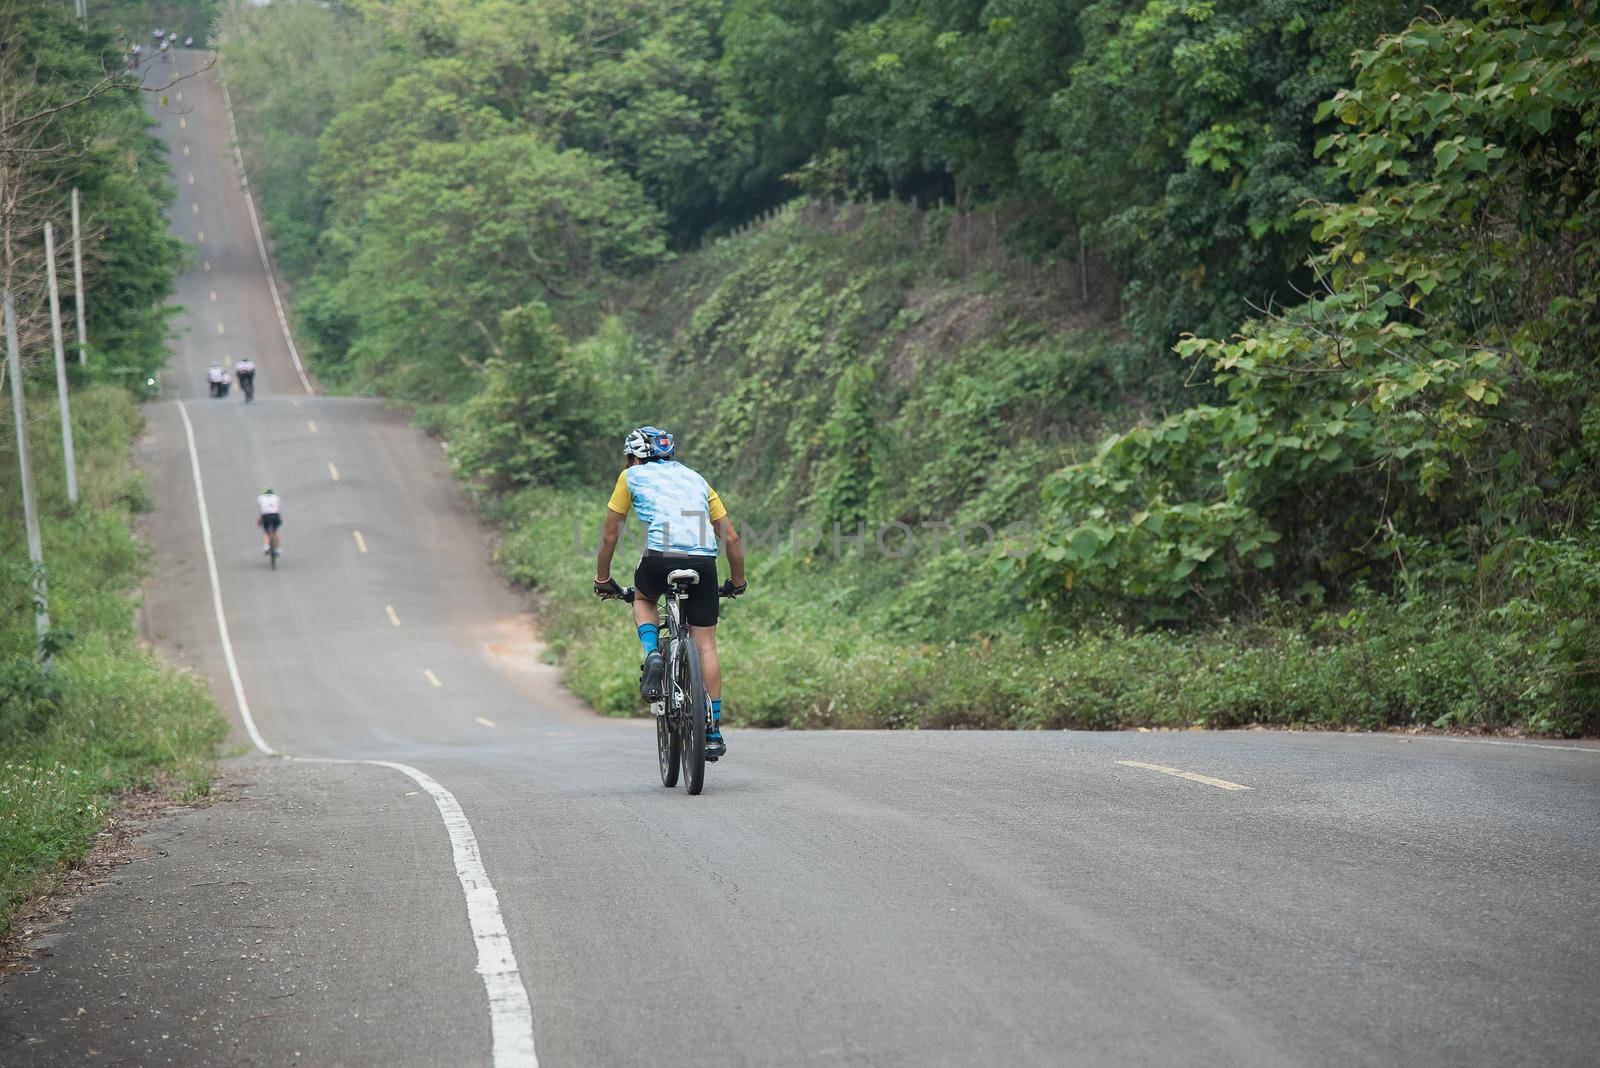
[1,386,225,935]
[489,487,1574,735]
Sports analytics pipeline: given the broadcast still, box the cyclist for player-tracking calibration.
[207,362,225,397]
[257,485,282,557]
[594,426,746,760]
[236,358,256,401]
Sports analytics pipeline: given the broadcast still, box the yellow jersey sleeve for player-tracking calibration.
[606,471,632,516]
[707,486,728,523]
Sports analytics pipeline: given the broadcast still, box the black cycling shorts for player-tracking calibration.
[633,555,719,628]
[260,513,281,532]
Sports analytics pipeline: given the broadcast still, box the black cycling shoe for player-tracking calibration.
[639,651,664,701]
[705,725,726,761]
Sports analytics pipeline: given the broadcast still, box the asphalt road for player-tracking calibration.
[3,51,1599,1067]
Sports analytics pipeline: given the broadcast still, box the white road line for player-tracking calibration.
[175,400,274,755]
[386,604,401,626]
[425,669,443,688]
[476,717,497,729]
[176,400,536,1066]
[219,79,314,395]
[1115,760,1252,791]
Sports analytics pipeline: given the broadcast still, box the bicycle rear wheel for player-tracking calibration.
[269,544,277,570]
[679,638,708,795]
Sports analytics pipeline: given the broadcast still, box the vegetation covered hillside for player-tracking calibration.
[222,0,1599,734]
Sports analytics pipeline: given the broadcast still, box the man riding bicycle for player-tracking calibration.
[257,485,282,556]
[594,427,746,759]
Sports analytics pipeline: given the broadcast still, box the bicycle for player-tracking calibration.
[601,570,731,795]
[260,518,280,570]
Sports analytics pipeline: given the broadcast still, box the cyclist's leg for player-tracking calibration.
[632,559,667,700]
[631,595,660,634]
[689,626,720,703]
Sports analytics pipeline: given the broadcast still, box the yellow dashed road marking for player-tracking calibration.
[216,322,224,334]
[202,260,210,272]
[352,530,367,553]
[192,202,199,215]
[197,231,205,242]
[386,604,401,627]
[179,116,187,129]
[424,669,443,688]
[209,290,218,302]
[327,462,340,482]
[476,717,496,729]
[1115,760,1252,792]
[187,174,195,185]
[307,420,317,433]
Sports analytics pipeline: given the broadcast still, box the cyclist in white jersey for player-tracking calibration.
[257,487,282,556]
[595,426,746,759]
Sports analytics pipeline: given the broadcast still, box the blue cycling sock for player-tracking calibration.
[638,624,659,656]
[710,698,722,725]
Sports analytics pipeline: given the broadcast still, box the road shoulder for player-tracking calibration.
[0,756,489,1065]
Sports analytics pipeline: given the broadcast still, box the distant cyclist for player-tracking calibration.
[257,486,282,557]
[594,426,746,759]
[236,358,256,402]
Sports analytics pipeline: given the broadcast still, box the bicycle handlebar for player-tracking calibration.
[596,582,742,603]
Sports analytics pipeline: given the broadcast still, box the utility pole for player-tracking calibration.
[71,189,87,364]
[4,290,51,660]
[45,222,80,505]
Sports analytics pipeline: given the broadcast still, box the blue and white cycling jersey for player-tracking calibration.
[606,460,726,557]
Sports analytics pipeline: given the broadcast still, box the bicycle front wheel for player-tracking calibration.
[679,638,708,795]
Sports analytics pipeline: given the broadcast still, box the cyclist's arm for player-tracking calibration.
[596,473,632,582]
[596,507,626,583]
[713,515,745,587]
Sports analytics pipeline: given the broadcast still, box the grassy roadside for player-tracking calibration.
[486,486,1567,735]
[1,386,226,939]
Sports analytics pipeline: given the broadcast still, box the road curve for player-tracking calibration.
[2,51,1599,1067]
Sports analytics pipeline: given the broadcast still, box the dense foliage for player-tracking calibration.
[222,0,1600,734]
[1,0,186,388]
[1024,1,1600,727]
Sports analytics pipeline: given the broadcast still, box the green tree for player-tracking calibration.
[336,133,664,398]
